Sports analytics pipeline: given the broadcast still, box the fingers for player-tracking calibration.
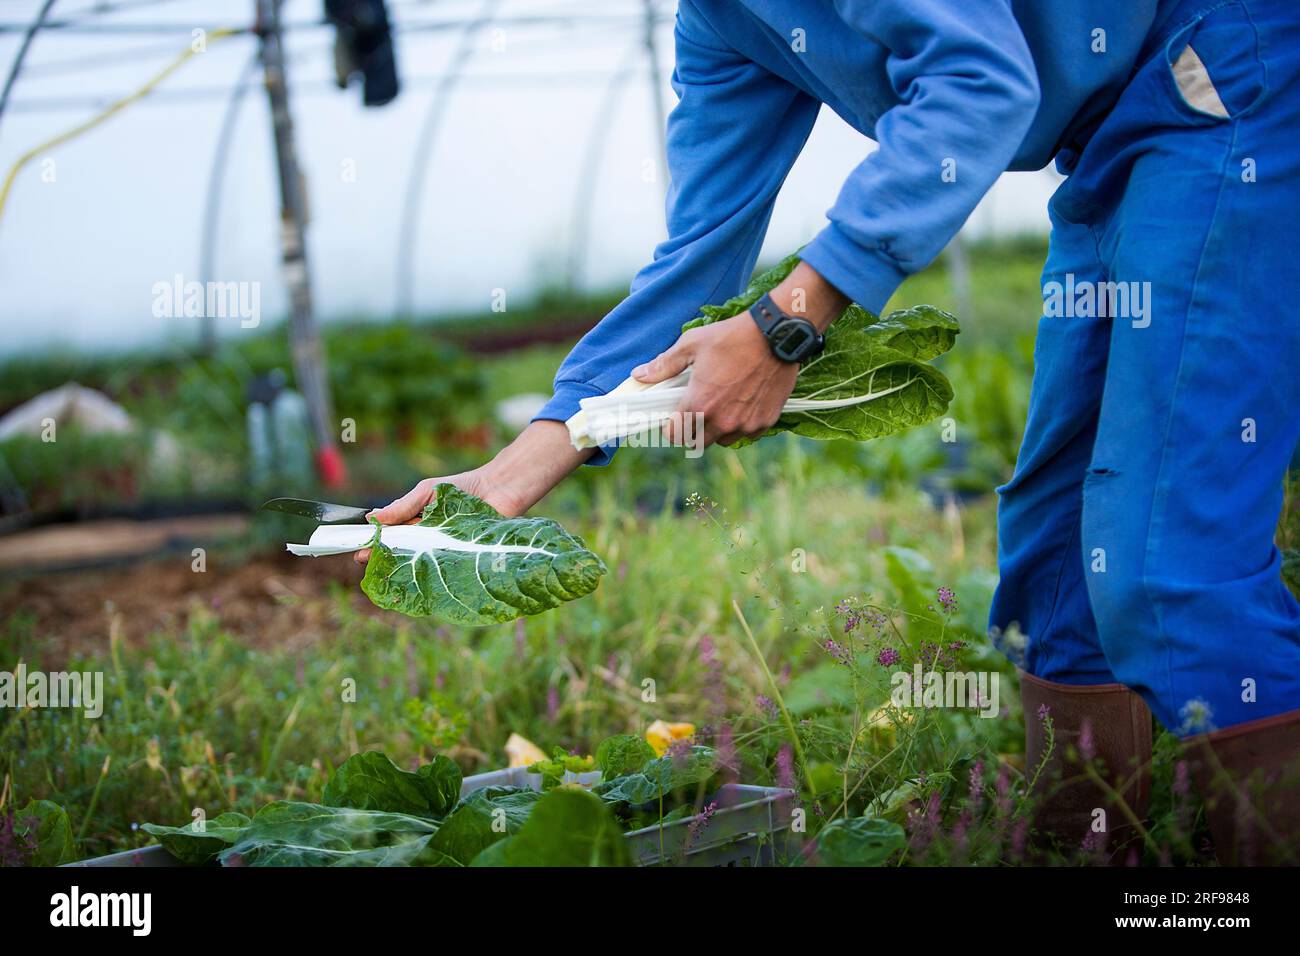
[370,478,435,525]
[353,479,437,564]
[631,332,698,385]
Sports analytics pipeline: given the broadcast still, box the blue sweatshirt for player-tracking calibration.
[537,0,1182,462]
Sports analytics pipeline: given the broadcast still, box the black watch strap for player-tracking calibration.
[750,291,825,362]
[750,292,786,336]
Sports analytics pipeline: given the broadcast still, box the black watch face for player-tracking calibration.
[769,319,822,362]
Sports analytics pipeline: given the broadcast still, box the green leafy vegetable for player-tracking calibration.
[810,817,906,867]
[528,749,597,790]
[594,734,656,780]
[290,485,606,625]
[594,746,717,806]
[566,252,959,449]
[13,800,78,866]
[218,802,450,867]
[322,751,461,817]
[470,789,630,867]
[141,811,250,866]
[429,786,542,865]
[142,744,728,868]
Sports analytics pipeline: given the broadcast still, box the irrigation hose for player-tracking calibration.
[0,27,238,225]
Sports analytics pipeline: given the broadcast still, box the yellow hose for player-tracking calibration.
[0,28,239,224]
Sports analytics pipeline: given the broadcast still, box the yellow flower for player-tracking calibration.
[505,732,547,768]
[645,720,696,756]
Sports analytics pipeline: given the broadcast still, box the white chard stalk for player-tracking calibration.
[565,368,911,450]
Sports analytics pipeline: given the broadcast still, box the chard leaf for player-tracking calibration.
[470,789,629,867]
[594,734,656,780]
[682,254,958,444]
[14,799,78,866]
[217,801,450,867]
[353,484,607,624]
[429,786,542,865]
[322,751,461,817]
[809,817,906,867]
[594,746,717,806]
[141,811,250,866]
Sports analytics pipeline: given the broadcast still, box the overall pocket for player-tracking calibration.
[1159,2,1266,123]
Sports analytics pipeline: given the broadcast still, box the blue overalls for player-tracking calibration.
[991,0,1300,734]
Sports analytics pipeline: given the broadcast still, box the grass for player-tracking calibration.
[1,234,1257,866]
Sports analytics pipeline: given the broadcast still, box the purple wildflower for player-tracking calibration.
[775,744,796,791]
[686,801,718,846]
[823,639,851,665]
[756,694,779,719]
[715,724,738,779]
[666,737,693,765]
[936,586,958,615]
[967,760,985,808]
[1036,703,1051,721]
[876,646,901,668]
[994,763,1013,818]
[0,812,36,867]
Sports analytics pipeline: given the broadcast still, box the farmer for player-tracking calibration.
[370,0,1299,862]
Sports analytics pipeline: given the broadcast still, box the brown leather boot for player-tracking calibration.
[1184,709,1300,866]
[1019,670,1153,862]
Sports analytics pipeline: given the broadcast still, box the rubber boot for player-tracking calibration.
[1019,670,1152,863]
[1184,709,1300,866]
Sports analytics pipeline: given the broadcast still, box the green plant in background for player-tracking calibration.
[528,750,596,790]
[401,692,469,751]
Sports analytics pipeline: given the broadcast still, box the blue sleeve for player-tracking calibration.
[532,1,821,465]
[799,0,1041,314]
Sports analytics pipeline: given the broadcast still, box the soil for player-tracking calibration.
[0,546,385,665]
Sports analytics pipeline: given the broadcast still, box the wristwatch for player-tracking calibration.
[750,292,825,363]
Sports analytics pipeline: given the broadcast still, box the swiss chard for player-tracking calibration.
[470,788,630,868]
[322,751,461,817]
[287,484,607,625]
[566,252,959,449]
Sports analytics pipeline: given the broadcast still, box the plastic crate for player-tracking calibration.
[68,767,797,868]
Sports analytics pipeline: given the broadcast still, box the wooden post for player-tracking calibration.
[256,0,344,486]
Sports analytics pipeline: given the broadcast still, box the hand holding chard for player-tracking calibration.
[566,252,959,450]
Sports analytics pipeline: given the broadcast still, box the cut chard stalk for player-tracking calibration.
[286,524,557,558]
[285,484,606,625]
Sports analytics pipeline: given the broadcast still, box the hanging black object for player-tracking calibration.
[325,0,400,107]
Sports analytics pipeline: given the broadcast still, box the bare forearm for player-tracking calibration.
[769,261,850,332]
[481,420,593,515]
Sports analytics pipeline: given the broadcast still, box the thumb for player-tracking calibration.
[369,479,434,526]
[632,336,696,384]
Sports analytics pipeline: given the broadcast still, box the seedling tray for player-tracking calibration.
[69,767,797,868]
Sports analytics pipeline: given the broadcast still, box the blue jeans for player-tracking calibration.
[991,0,1300,735]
